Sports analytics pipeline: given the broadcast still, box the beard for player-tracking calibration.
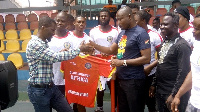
[99,20,109,26]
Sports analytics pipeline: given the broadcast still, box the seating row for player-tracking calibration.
[0,53,24,69]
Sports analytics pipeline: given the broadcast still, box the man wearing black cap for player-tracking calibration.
[171,0,194,23]
[175,6,195,48]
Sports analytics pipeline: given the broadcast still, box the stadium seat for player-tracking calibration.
[0,53,5,60]
[156,8,167,16]
[0,41,5,52]
[33,29,38,35]
[5,22,16,31]
[187,6,195,16]
[2,40,20,53]
[19,29,31,40]
[51,12,58,19]
[0,15,4,23]
[7,53,24,69]
[196,6,200,15]
[17,22,28,30]
[0,23,3,30]
[28,13,38,22]
[5,14,15,23]
[145,8,154,17]
[0,30,4,40]
[30,21,39,31]
[16,14,26,23]
[39,13,49,20]
[18,39,30,52]
[5,29,18,40]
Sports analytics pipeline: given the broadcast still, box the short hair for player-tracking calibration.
[153,16,160,23]
[38,16,56,30]
[128,4,139,10]
[136,10,151,24]
[75,15,86,21]
[172,0,181,5]
[58,11,75,22]
[100,8,111,17]
[195,14,200,18]
[164,12,179,25]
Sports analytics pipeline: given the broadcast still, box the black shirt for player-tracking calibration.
[155,33,191,96]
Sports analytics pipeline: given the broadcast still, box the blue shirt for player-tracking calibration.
[26,35,80,84]
[115,25,150,79]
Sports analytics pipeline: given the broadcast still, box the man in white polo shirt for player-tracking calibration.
[171,14,200,112]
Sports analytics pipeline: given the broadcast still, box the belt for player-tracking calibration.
[29,82,54,88]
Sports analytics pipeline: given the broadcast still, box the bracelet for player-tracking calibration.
[123,60,127,66]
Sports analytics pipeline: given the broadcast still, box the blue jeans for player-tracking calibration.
[27,85,73,112]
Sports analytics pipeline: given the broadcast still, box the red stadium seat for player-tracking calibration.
[156,8,167,16]
[39,13,49,20]
[30,21,39,31]
[5,14,15,23]
[187,6,195,16]
[28,13,38,22]
[0,15,4,23]
[16,14,26,23]
[17,22,28,30]
[5,22,16,31]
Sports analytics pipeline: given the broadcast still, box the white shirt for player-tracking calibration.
[189,14,194,23]
[151,27,161,35]
[48,33,69,85]
[190,40,200,109]
[144,29,162,76]
[90,25,118,90]
[179,26,195,48]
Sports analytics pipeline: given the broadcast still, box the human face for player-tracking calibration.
[152,20,160,29]
[134,14,143,27]
[160,16,175,38]
[99,11,110,26]
[132,8,139,16]
[178,14,187,30]
[193,17,200,41]
[56,13,68,30]
[74,16,86,32]
[44,22,56,42]
[116,12,130,30]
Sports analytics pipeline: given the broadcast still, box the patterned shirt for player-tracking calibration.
[26,35,80,84]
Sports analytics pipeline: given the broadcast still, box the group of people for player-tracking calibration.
[25,0,200,111]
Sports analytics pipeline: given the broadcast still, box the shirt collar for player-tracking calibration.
[165,33,180,42]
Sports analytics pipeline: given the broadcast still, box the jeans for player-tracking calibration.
[156,92,190,112]
[27,85,73,112]
[118,78,145,112]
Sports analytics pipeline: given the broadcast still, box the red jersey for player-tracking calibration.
[60,55,112,107]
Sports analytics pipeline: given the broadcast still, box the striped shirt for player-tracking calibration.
[26,35,80,84]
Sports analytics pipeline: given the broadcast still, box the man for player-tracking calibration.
[171,0,194,23]
[134,10,162,112]
[171,14,200,112]
[89,6,151,112]
[128,4,139,16]
[48,11,75,95]
[90,8,118,112]
[103,0,117,26]
[26,16,92,112]
[175,6,195,48]
[64,15,91,112]
[152,16,161,34]
[149,12,191,112]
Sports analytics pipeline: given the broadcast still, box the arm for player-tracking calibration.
[171,71,192,112]
[144,60,158,76]
[111,48,151,66]
[89,40,118,55]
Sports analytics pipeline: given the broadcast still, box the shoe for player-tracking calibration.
[94,109,104,112]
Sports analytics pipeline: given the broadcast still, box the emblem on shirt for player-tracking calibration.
[107,36,113,42]
[85,63,92,69]
[117,35,127,59]
[145,39,150,44]
[64,42,71,49]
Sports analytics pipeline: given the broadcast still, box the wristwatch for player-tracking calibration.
[123,60,127,66]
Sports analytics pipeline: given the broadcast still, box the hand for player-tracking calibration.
[166,94,173,111]
[149,86,155,98]
[171,96,180,112]
[101,53,109,57]
[111,57,123,67]
[79,41,94,53]
[60,48,69,52]
[87,40,96,46]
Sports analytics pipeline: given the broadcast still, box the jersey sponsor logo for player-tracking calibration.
[107,36,113,42]
[85,63,92,69]
[64,42,71,49]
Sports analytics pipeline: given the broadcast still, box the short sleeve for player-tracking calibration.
[137,30,151,50]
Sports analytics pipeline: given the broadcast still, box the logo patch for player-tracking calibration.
[64,42,71,49]
[107,36,113,42]
[145,39,150,44]
[85,63,92,69]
